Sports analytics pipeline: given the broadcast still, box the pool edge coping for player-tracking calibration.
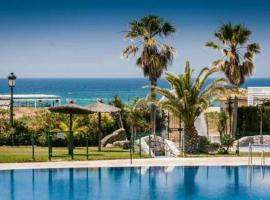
[0,157,269,170]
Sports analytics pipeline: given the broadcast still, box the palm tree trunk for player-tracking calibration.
[184,124,200,153]
[232,96,238,138]
[229,114,232,134]
[150,79,157,155]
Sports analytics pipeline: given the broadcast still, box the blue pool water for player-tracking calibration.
[0,166,270,200]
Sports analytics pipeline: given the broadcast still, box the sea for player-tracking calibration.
[0,78,270,106]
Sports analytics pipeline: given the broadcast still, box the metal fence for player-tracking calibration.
[48,131,90,161]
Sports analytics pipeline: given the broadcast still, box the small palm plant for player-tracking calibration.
[54,118,88,141]
[127,99,147,132]
[150,62,226,153]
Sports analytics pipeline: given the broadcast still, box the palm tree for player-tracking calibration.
[122,15,176,137]
[206,23,260,86]
[150,61,226,153]
[57,119,88,136]
[127,99,147,132]
[54,118,88,154]
[127,102,147,151]
[206,23,261,136]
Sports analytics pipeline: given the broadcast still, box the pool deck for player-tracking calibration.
[0,157,269,170]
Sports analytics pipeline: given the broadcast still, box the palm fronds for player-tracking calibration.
[123,15,176,82]
[206,23,261,86]
[150,61,226,126]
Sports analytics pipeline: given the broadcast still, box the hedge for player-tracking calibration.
[237,106,270,137]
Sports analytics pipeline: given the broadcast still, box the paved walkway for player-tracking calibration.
[0,157,269,170]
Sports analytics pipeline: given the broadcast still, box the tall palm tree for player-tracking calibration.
[206,23,261,136]
[206,23,260,86]
[122,15,176,137]
[150,61,226,153]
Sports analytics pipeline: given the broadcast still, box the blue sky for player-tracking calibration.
[0,0,269,78]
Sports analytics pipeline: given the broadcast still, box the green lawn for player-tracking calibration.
[0,146,146,163]
[0,146,268,163]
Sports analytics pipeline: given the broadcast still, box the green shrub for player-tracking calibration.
[222,134,234,152]
[37,135,47,146]
[208,142,220,152]
[217,146,227,154]
[198,136,211,153]
[218,111,228,142]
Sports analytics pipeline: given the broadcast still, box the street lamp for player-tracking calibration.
[8,72,16,145]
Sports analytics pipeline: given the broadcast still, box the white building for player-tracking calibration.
[247,87,270,106]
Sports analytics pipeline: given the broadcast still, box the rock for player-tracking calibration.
[105,143,113,148]
[233,135,270,148]
[101,128,127,147]
[134,135,180,157]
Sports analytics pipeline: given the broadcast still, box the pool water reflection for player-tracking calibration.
[0,166,270,200]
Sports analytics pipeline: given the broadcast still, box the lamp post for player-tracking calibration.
[8,73,16,145]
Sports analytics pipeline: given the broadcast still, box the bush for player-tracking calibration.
[222,134,234,152]
[37,135,47,146]
[198,136,211,153]
[0,132,10,145]
[208,142,220,152]
[123,141,130,149]
[217,146,227,154]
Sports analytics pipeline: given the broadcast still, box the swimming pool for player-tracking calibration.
[0,166,269,200]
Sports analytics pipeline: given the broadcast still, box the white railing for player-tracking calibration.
[248,143,267,166]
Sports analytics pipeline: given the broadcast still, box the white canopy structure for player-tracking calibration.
[248,87,270,106]
[0,94,61,108]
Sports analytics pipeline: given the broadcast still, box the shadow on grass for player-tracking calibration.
[98,150,127,153]
[73,153,105,156]
[51,155,71,158]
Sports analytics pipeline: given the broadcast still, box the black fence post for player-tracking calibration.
[86,133,89,160]
[48,133,52,161]
[31,132,35,161]
[148,133,151,157]
[236,128,240,156]
[70,131,74,160]
[139,132,141,157]
[130,127,133,164]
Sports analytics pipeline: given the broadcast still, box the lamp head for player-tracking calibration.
[8,73,16,87]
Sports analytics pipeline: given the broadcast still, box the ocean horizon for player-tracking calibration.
[0,78,270,106]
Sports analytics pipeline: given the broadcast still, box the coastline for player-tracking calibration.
[0,157,268,171]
